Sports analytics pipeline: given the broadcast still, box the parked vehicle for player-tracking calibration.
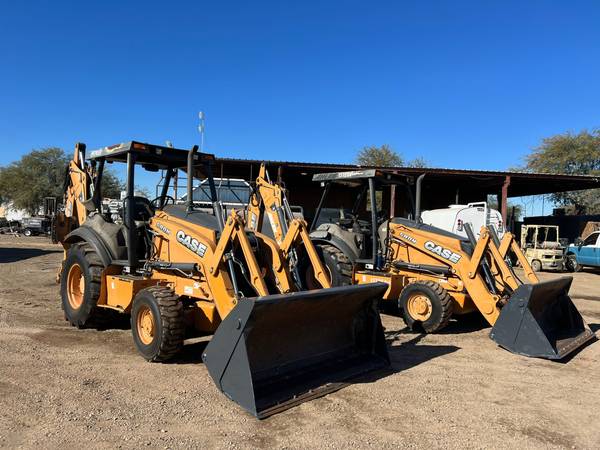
[520,225,566,272]
[566,231,600,272]
[21,216,51,236]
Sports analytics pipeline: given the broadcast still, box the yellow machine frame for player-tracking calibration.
[355,221,538,325]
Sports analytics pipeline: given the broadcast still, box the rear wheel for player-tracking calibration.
[399,281,453,333]
[60,242,104,328]
[307,244,353,287]
[23,229,32,237]
[531,259,542,272]
[131,286,184,362]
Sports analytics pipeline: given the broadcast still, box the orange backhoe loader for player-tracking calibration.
[307,169,594,360]
[53,142,389,418]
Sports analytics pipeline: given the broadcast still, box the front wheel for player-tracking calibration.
[399,281,453,333]
[565,255,582,272]
[23,229,32,237]
[531,259,542,272]
[131,286,184,362]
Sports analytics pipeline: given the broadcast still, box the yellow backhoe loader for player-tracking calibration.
[308,169,594,360]
[53,142,389,418]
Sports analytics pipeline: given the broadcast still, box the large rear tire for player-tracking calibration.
[131,286,184,362]
[308,244,353,287]
[399,281,453,333]
[60,242,104,328]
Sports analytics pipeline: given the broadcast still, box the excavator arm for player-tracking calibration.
[53,143,95,245]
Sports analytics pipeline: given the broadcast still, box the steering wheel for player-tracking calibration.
[151,195,175,208]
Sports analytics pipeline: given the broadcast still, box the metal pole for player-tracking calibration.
[310,182,330,232]
[187,146,199,212]
[126,152,137,271]
[415,173,426,221]
[368,177,378,267]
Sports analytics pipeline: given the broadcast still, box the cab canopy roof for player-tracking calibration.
[88,141,215,171]
[312,169,410,186]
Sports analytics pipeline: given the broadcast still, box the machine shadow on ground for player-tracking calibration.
[0,247,60,264]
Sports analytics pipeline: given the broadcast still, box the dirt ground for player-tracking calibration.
[0,235,599,449]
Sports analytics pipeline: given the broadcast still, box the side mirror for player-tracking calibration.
[575,238,583,247]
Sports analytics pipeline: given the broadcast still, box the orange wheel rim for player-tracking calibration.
[406,293,432,321]
[67,263,85,309]
[137,306,155,345]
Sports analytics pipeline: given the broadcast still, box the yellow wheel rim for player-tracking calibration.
[67,263,85,309]
[406,293,433,321]
[137,306,155,345]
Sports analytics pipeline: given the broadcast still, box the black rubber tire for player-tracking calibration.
[23,229,32,237]
[60,242,104,328]
[565,255,582,273]
[315,244,353,286]
[131,286,184,362]
[399,281,453,333]
[531,259,542,272]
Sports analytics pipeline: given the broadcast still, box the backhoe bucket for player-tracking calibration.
[202,283,389,418]
[490,277,595,359]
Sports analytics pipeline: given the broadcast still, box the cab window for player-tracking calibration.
[583,232,599,246]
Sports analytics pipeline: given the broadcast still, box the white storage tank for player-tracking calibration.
[420,202,504,240]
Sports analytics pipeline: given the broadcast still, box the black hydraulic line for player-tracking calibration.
[126,152,137,271]
[464,222,497,294]
[488,225,520,289]
[392,260,451,276]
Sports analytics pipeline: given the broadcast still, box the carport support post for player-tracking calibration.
[500,175,511,225]
[126,152,137,271]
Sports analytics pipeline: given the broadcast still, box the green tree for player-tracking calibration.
[356,144,429,168]
[523,129,600,214]
[102,171,125,199]
[356,144,403,167]
[0,148,124,215]
[0,148,68,215]
[407,156,430,168]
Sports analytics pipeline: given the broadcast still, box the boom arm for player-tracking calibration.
[53,143,95,245]
[247,164,330,289]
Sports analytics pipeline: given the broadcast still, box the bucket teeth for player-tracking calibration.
[490,277,595,359]
[202,283,390,418]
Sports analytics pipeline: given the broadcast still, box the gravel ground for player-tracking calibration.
[0,235,599,449]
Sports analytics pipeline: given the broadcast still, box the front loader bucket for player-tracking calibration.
[490,277,595,359]
[202,283,389,418]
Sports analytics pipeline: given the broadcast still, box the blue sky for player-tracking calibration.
[1,1,599,191]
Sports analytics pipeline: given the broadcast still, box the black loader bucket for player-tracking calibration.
[490,277,595,359]
[202,283,389,418]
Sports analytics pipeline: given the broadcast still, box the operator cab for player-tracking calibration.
[83,141,218,271]
[310,169,415,269]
